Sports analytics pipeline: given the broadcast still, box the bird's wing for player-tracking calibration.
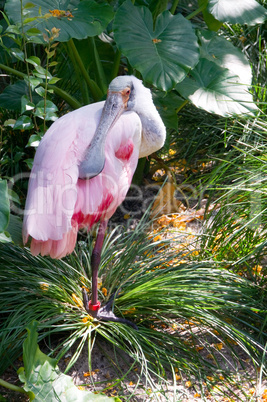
[23,103,103,243]
[23,105,142,251]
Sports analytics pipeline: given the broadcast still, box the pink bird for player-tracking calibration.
[23,75,166,325]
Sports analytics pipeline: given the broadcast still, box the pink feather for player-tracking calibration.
[23,102,141,258]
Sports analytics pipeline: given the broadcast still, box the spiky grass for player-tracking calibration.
[199,117,267,275]
[0,212,266,399]
[186,108,267,399]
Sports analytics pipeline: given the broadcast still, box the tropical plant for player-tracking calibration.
[0,214,266,399]
[0,321,120,401]
[0,179,9,234]
[0,0,266,228]
[1,0,263,125]
[198,117,267,278]
[1,0,267,399]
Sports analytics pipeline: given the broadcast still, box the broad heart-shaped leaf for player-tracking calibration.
[198,30,252,86]
[153,91,185,130]
[18,321,120,402]
[208,0,267,25]
[198,0,223,31]
[176,58,257,117]
[5,0,114,42]
[113,0,199,91]
[0,180,10,233]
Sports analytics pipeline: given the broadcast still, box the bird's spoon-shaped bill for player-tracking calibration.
[78,89,129,179]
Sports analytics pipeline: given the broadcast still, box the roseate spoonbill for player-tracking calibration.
[23,75,166,326]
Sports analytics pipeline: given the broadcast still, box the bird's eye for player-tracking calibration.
[126,89,131,95]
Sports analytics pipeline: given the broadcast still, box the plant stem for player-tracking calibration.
[110,49,121,80]
[65,42,89,105]
[0,378,28,395]
[20,0,40,130]
[67,39,103,101]
[88,37,107,94]
[43,44,51,132]
[44,84,82,109]
[186,4,206,20]
[176,99,188,113]
[0,64,81,109]
[20,0,32,102]
[0,63,25,79]
[170,0,179,15]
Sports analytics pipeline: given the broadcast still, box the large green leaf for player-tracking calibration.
[113,0,199,91]
[207,0,267,25]
[0,180,9,233]
[198,30,252,86]
[0,80,41,111]
[18,321,120,402]
[176,58,257,116]
[153,91,184,130]
[3,214,23,245]
[198,0,223,31]
[5,0,114,42]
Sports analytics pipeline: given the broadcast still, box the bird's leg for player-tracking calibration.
[86,220,108,317]
[82,219,138,329]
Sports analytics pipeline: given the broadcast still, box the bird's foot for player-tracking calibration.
[82,288,138,330]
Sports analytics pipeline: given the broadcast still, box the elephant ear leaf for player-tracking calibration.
[113,0,199,91]
[198,0,223,31]
[198,30,252,86]
[207,0,267,25]
[178,30,257,116]
[5,0,114,42]
[176,58,257,117]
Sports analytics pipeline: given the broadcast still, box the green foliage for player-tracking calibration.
[0,0,265,222]
[0,215,266,397]
[199,117,267,270]
[0,321,120,401]
[176,29,257,116]
[113,1,199,91]
[0,80,41,111]
[5,0,114,43]
[18,321,120,401]
[0,180,9,232]
[177,57,257,116]
[198,30,252,86]
[207,0,267,25]
[0,1,267,397]
[1,0,264,115]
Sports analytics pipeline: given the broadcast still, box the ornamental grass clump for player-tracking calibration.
[0,212,266,399]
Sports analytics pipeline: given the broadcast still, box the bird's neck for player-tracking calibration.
[137,106,166,158]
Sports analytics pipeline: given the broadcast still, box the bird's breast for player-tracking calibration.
[115,140,134,161]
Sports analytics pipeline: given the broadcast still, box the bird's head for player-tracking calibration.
[78,75,165,179]
[107,75,152,114]
[107,76,133,109]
